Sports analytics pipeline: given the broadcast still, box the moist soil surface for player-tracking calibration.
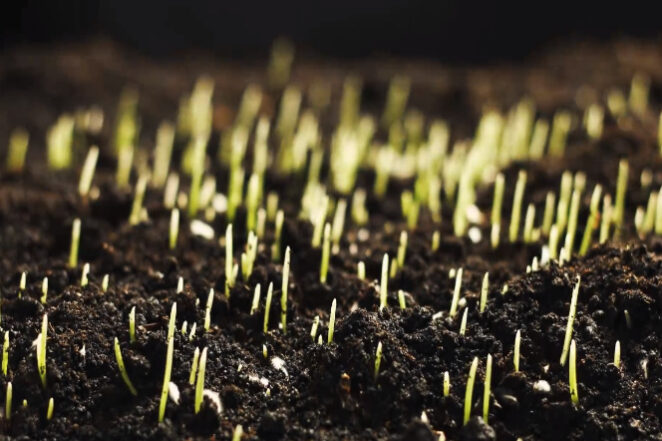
[2,39,662,440]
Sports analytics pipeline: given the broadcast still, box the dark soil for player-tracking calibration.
[2,39,662,440]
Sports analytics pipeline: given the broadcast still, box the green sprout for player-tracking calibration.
[262,344,268,359]
[548,225,560,261]
[320,223,331,283]
[398,290,406,309]
[548,111,571,157]
[189,347,200,385]
[152,122,175,188]
[19,271,26,295]
[194,347,208,414]
[204,289,214,332]
[569,339,579,405]
[331,199,347,253]
[2,331,8,376]
[47,115,74,169]
[263,282,274,333]
[629,72,650,116]
[327,298,337,344]
[241,232,258,281]
[514,330,521,372]
[600,194,613,243]
[379,254,389,310]
[479,273,489,314]
[483,354,493,423]
[357,261,365,280]
[509,171,527,242]
[129,306,136,343]
[256,208,266,239]
[397,231,408,268]
[41,277,48,304]
[163,173,179,209]
[69,218,81,268]
[459,308,468,336]
[272,210,284,261]
[528,118,549,159]
[311,196,329,249]
[5,382,12,421]
[443,371,450,397]
[129,175,149,225]
[246,173,261,232]
[176,276,184,294]
[310,315,320,342]
[614,340,621,369]
[114,337,137,396]
[579,184,603,255]
[431,231,440,251]
[491,173,505,249]
[250,284,261,316]
[47,397,54,421]
[102,274,109,292]
[169,208,179,250]
[351,189,369,225]
[225,224,235,294]
[463,357,479,425]
[562,190,581,261]
[158,303,177,422]
[449,268,463,318]
[189,322,197,341]
[36,314,48,388]
[187,138,207,218]
[266,192,279,221]
[81,263,90,287]
[281,247,291,334]
[6,127,29,172]
[560,276,581,366]
[78,146,99,197]
[232,425,244,441]
[541,191,556,236]
[613,159,629,233]
[116,144,134,189]
[374,341,383,380]
[522,204,536,243]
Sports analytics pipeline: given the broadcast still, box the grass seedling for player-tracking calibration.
[600,194,613,243]
[176,277,184,294]
[548,111,571,157]
[310,315,320,342]
[331,199,347,253]
[41,277,48,304]
[152,122,175,188]
[562,190,581,261]
[189,347,200,385]
[614,159,629,233]
[569,339,579,405]
[320,223,331,283]
[397,231,408,268]
[189,322,197,341]
[523,204,536,243]
[158,304,177,422]
[36,314,48,388]
[19,271,26,296]
[374,341,383,380]
[47,397,54,421]
[246,173,261,232]
[549,225,560,260]
[129,306,136,343]
[113,337,137,396]
[514,330,521,372]
[281,247,291,334]
[272,210,284,261]
[351,189,369,225]
[129,175,149,226]
[116,144,134,189]
[450,268,463,318]
[579,185,603,255]
[357,261,365,280]
[241,232,258,281]
[528,118,549,159]
[629,72,650,116]
[2,331,8,376]
[398,290,406,309]
[266,192,279,221]
[560,276,581,366]
[380,254,389,310]
[263,282,274,333]
[6,127,29,172]
[163,173,179,209]
[327,298,337,344]
[463,357,479,425]
[102,274,109,292]
[69,218,81,268]
[225,224,235,291]
[232,425,244,441]
[81,263,90,287]
[459,308,468,336]
[47,115,74,169]
[250,284,261,315]
[509,171,527,242]
[491,173,505,232]
[483,354,492,423]
[78,146,99,197]
[169,208,179,250]
[541,192,556,236]
[479,273,489,313]
[204,289,214,332]
[5,382,11,421]
[614,340,621,369]
[443,371,450,397]
[431,230,440,251]
[194,347,208,414]
[256,208,266,239]
[389,259,398,279]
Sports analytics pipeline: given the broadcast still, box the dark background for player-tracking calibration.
[1,0,660,61]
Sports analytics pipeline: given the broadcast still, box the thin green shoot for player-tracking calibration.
[310,316,319,341]
[509,171,527,242]
[562,190,581,260]
[491,173,505,228]
[549,225,560,261]
[169,208,179,250]
[555,171,573,234]
[389,258,398,279]
[379,254,389,310]
[514,330,521,372]
[2,331,8,376]
[41,277,48,304]
[78,146,99,197]
[250,284,261,315]
[443,371,450,397]
[102,274,109,292]
[483,354,492,423]
[114,337,137,396]
[232,425,244,441]
[37,314,47,388]
[189,322,197,341]
[225,224,235,290]
[397,231,408,267]
[189,347,200,385]
[331,199,347,253]
[19,271,26,294]
[5,382,11,421]
[523,204,535,243]
[479,272,489,313]
[374,341,383,380]
[463,357,479,425]
[579,184,603,255]
[245,173,260,232]
[163,173,179,209]
[357,261,365,280]
[152,122,175,188]
[272,210,284,261]
[281,247,291,334]
[614,340,621,369]
[6,127,29,172]
[320,223,331,283]
[431,230,440,251]
[129,306,136,343]
[256,208,266,239]
[176,276,183,294]
[69,218,81,268]
[204,289,214,332]
[194,347,208,414]
[541,192,556,236]
[569,339,579,405]
[613,159,629,232]
[311,196,329,248]
[47,397,54,420]
[266,192,279,221]
[560,276,581,366]
[158,304,177,422]
[459,308,468,336]
[600,194,612,243]
[398,290,406,309]
[81,263,90,287]
[327,298,337,344]
[263,282,274,333]
[450,268,463,317]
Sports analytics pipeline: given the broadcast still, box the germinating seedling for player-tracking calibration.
[514,330,521,372]
[189,347,200,385]
[263,282,274,333]
[320,223,331,283]
[194,347,208,414]
[114,337,138,396]
[47,397,54,421]
[169,208,180,250]
[129,307,136,343]
[281,247,291,333]
[374,342,383,379]
[2,331,9,376]
[614,340,621,369]
[569,339,579,405]
[36,314,48,387]
[483,354,493,423]
[443,371,450,397]
[509,171,527,242]
[479,272,489,313]
[463,357,479,425]
[204,289,214,332]
[380,254,389,310]
[560,276,581,366]
[450,268,463,317]
[69,218,81,268]
[327,298,337,344]
[159,303,177,422]
[5,382,11,421]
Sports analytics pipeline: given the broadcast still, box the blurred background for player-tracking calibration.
[1,0,660,61]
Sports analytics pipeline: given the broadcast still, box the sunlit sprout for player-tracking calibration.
[263,282,274,333]
[310,315,320,342]
[357,261,366,280]
[188,347,201,386]
[36,314,48,388]
[102,274,109,292]
[281,247,291,334]
[41,277,48,304]
[382,75,410,128]
[266,192,279,222]
[629,72,650,116]
[256,208,267,239]
[397,231,408,268]
[114,337,137,396]
[47,115,74,169]
[311,195,329,248]
[583,104,604,139]
[81,263,90,287]
[2,331,9,376]
[115,144,134,189]
[320,223,332,283]
[69,218,81,268]
[351,189,369,225]
[398,290,407,309]
[449,268,463,318]
[522,204,536,243]
[76,146,100,197]
[241,232,258,281]
[579,184,603,255]
[600,194,613,243]
[548,111,571,157]
[246,173,261,232]
[272,210,284,261]
[431,231,440,252]
[509,171,527,242]
[6,127,29,172]
[327,298,337,344]
[225,224,235,290]
[331,199,347,254]
[187,137,208,217]
[483,354,493,423]
[463,357,479,425]
[262,344,268,359]
[152,122,175,188]
[204,289,214,332]
[163,173,180,209]
[380,254,389,310]
[232,424,244,441]
[176,276,184,294]
[189,322,197,341]
[555,171,573,235]
[47,397,54,421]
[613,159,629,234]
[491,174,505,249]
[181,321,188,336]
[528,118,549,159]
[250,284,261,316]
[541,192,556,236]
[19,271,26,295]
[479,273,489,314]
[459,308,468,336]
[194,347,208,414]
[159,304,177,422]
[169,208,180,250]
[614,340,621,369]
[560,276,581,366]
[5,382,12,421]
[548,225,560,261]
[373,148,393,197]
[514,330,521,372]
[562,190,581,261]
[569,339,579,405]
[374,342,383,380]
